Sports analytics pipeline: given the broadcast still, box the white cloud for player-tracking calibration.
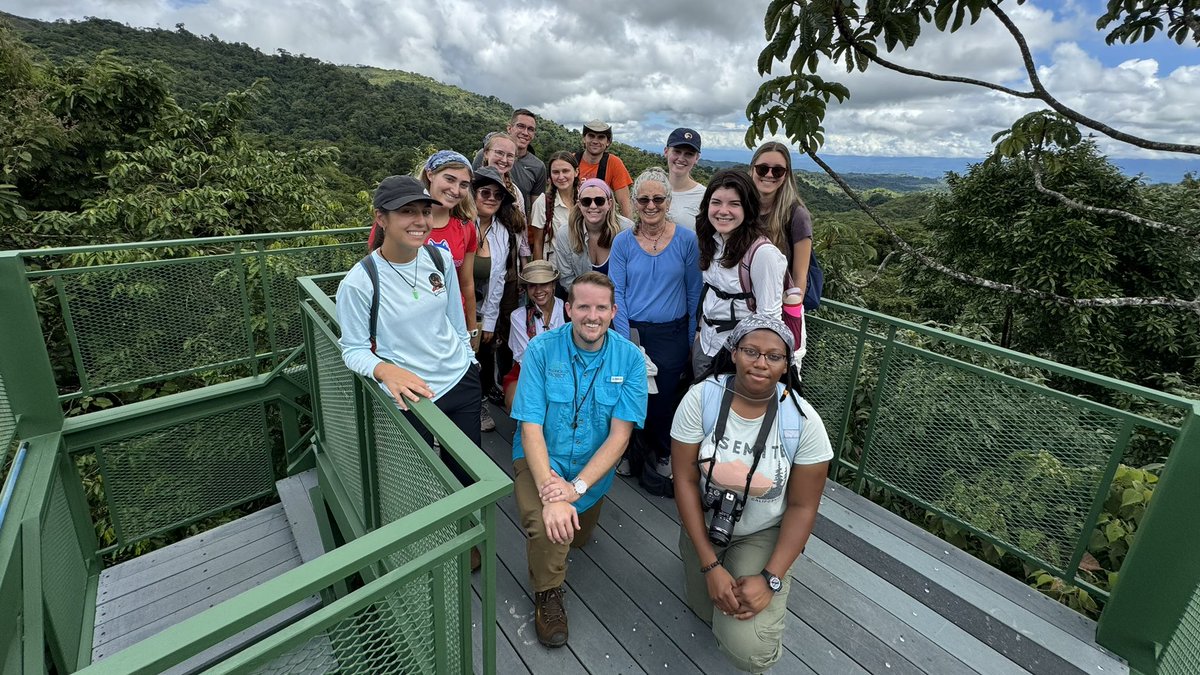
[5,0,1197,160]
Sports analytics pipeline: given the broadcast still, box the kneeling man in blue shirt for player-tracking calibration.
[510,271,648,648]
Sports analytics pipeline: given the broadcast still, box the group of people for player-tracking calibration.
[336,108,832,674]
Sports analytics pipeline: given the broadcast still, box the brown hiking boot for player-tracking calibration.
[534,586,568,647]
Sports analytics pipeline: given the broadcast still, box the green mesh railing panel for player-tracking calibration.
[42,471,88,670]
[250,572,460,675]
[313,327,364,524]
[1158,584,1200,673]
[59,258,254,392]
[97,405,274,543]
[864,347,1122,571]
[264,247,362,353]
[803,318,861,451]
[371,398,463,672]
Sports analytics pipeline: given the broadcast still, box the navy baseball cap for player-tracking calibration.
[667,128,701,152]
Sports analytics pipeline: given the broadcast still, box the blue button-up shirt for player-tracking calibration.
[511,324,648,513]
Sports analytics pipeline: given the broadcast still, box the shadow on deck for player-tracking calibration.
[471,404,1127,675]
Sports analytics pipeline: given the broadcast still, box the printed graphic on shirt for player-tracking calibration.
[428,272,445,295]
[428,238,453,262]
[707,436,786,501]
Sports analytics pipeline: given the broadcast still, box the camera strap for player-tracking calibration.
[711,377,778,503]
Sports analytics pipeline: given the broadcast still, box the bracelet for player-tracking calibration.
[700,560,722,574]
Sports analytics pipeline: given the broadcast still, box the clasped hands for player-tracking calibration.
[539,469,581,545]
[706,566,773,620]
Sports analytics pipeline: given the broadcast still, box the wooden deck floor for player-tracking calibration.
[471,405,1127,675]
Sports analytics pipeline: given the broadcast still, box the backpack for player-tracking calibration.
[699,375,806,462]
[699,237,806,353]
[784,204,824,311]
[359,244,446,355]
[575,150,610,182]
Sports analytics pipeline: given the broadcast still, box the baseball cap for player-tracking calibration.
[373,175,441,210]
[667,127,702,152]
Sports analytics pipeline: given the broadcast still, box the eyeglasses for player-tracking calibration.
[488,150,516,161]
[475,187,505,201]
[579,196,607,208]
[635,195,667,206]
[753,164,788,179]
[512,122,536,134]
[736,346,787,364]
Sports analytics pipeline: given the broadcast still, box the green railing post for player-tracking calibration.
[0,253,62,437]
[1064,419,1134,579]
[831,313,871,474]
[1097,405,1200,673]
[853,324,898,492]
[481,502,498,675]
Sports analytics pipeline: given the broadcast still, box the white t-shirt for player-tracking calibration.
[669,183,707,231]
[698,235,787,357]
[671,380,833,535]
[507,298,566,363]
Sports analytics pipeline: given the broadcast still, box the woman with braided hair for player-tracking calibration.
[529,151,578,264]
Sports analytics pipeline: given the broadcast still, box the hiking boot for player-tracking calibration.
[480,400,496,432]
[534,586,568,647]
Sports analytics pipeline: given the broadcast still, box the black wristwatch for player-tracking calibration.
[761,569,782,593]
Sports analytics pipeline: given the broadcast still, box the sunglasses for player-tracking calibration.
[579,196,607,208]
[635,195,667,206]
[475,187,506,201]
[753,164,788,179]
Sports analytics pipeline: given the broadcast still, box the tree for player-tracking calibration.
[746,0,1200,313]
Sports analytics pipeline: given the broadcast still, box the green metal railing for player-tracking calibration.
[803,301,1195,600]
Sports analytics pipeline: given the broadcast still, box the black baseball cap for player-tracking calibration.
[667,127,701,152]
[373,175,441,210]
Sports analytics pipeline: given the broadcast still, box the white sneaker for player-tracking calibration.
[480,401,496,432]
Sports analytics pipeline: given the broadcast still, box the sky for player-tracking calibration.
[5,0,1198,162]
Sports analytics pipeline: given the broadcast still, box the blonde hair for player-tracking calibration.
[418,161,477,222]
[751,141,805,253]
[568,188,622,254]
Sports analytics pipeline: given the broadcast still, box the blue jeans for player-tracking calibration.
[630,315,689,460]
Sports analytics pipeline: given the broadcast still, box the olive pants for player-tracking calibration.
[513,458,605,592]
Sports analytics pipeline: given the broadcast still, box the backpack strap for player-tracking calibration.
[422,242,446,276]
[738,237,775,314]
[359,254,382,355]
[596,151,609,182]
[699,375,806,461]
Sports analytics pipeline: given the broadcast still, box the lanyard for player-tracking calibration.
[570,356,605,430]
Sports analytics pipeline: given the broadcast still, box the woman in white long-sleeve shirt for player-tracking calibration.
[336,174,481,454]
[694,170,788,377]
[474,166,529,430]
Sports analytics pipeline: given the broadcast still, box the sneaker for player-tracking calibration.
[470,546,481,572]
[485,387,505,407]
[480,400,496,432]
[534,586,569,647]
[615,457,633,477]
[655,456,672,478]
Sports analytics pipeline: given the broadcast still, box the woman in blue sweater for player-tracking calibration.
[609,167,702,484]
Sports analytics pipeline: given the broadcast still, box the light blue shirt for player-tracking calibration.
[608,226,702,338]
[336,248,473,401]
[511,324,648,513]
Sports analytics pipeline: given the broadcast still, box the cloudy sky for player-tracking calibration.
[6,0,1198,161]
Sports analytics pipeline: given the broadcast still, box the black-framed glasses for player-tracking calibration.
[753,164,788,179]
[635,195,667,206]
[736,346,787,364]
[580,196,607,208]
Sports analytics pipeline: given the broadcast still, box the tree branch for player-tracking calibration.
[805,149,1200,314]
[844,250,897,289]
[986,2,1200,155]
[1029,158,1200,240]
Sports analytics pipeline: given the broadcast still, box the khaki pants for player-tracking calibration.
[513,458,604,592]
[679,526,791,674]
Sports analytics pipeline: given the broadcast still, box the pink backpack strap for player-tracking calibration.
[738,237,775,314]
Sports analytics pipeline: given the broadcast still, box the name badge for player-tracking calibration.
[609,376,624,383]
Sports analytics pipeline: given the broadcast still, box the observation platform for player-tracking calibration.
[473,405,1125,675]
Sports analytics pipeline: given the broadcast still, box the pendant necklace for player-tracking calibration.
[382,251,421,299]
[639,226,665,252]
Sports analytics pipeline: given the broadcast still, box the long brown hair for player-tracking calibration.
[417,158,477,222]
[475,175,526,237]
[696,170,763,270]
[751,141,805,253]
[542,151,580,249]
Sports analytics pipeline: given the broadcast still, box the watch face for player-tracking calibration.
[769,576,782,592]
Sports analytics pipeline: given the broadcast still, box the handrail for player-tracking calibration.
[16,227,370,258]
[0,441,29,529]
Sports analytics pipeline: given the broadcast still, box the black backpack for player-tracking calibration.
[359,244,446,355]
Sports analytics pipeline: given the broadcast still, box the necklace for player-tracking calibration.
[570,355,606,430]
[381,250,421,299]
[638,224,667,252]
[732,384,778,402]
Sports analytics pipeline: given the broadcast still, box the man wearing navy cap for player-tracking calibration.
[665,128,705,230]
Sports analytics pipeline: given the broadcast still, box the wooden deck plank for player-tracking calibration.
[471,585,532,675]
[277,470,327,564]
[814,497,1127,674]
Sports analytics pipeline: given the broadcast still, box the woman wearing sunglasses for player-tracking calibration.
[530,151,578,263]
[553,178,633,290]
[693,170,787,377]
[474,166,529,431]
[609,167,702,483]
[749,142,814,301]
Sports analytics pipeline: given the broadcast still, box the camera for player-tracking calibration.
[697,459,745,547]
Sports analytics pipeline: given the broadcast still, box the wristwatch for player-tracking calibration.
[761,569,782,593]
[572,478,589,496]
[469,329,480,338]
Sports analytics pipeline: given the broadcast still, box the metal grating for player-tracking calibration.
[97,405,274,543]
[371,398,463,672]
[802,319,862,449]
[1159,583,1200,674]
[264,247,362,352]
[251,573,456,675]
[42,471,88,670]
[313,328,364,524]
[59,258,253,392]
[865,349,1121,570]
